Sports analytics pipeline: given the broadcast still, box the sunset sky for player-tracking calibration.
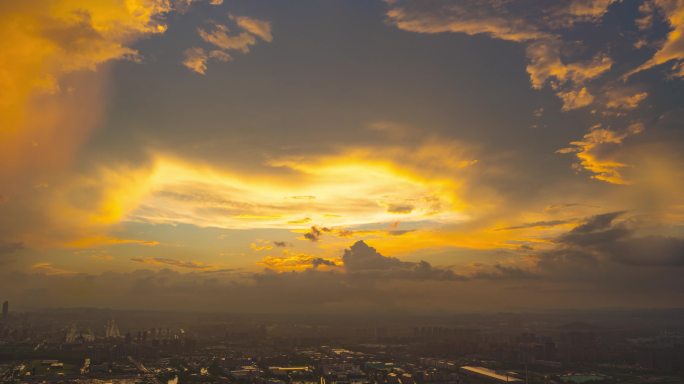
[1,0,683,313]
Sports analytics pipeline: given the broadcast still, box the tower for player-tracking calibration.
[105,319,121,338]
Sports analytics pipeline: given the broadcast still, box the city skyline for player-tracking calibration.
[0,0,683,312]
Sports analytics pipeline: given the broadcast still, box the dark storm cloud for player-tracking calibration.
[342,241,406,272]
[541,211,684,268]
[311,257,336,269]
[342,241,461,281]
[303,226,331,242]
[557,211,629,247]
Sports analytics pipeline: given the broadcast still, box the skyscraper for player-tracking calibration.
[105,319,121,338]
[2,301,8,320]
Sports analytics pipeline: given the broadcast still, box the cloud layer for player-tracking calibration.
[0,0,682,313]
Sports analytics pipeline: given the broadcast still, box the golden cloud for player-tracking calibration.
[31,262,76,276]
[188,15,271,73]
[0,0,170,154]
[0,0,174,248]
[198,22,257,53]
[628,0,684,78]
[258,251,342,271]
[385,2,614,112]
[557,87,595,111]
[18,138,478,251]
[557,123,644,184]
[605,89,648,110]
[232,15,273,42]
[127,143,472,230]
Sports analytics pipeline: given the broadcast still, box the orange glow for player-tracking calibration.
[126,145,473,230]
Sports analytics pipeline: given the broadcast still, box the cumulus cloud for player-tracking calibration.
[262,240,462,280]
[342,240,406,272]
[342,241,460,280]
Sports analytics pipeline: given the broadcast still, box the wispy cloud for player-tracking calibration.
[130,257,222,271]
[185,15,273,74]
[627,0,684,79]
[231,15,273,42]
[385,0,615,111]
[557,123,644,184]
[31,262,76,276]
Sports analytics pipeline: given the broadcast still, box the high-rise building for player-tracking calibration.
[1,301,7,320]
[105,319,121,338]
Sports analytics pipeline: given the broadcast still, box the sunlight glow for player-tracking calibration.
[129,148,471,229]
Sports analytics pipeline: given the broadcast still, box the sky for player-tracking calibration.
[0,0,683,313]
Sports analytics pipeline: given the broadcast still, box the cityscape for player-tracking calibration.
[2,0,684,383]
[0,303,683,383]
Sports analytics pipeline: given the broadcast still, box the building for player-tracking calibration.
[1,300,7,320]
[105,319,121,338]
[460,366,522,383]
